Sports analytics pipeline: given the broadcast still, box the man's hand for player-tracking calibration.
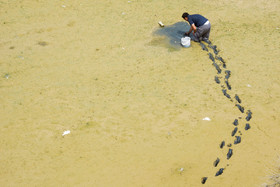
[186,25,194,36]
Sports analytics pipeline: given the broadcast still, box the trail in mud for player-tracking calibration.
[198,40,253,184]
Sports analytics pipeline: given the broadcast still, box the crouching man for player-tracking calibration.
[182,12,211,42]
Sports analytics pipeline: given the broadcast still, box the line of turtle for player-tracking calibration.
[198,41,253,184]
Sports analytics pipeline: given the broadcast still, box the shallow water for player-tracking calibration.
[153,21,189,49]
[0,0,280,186]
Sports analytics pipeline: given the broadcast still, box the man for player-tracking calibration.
[182,12,211,42]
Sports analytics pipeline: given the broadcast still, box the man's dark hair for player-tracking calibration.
[182,12,189,19]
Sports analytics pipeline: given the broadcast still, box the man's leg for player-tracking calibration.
[202,23,211,41]
[192,27,204,42]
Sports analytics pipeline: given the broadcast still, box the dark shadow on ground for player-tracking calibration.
[151,21,190,51]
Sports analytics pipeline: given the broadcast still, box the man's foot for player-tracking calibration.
[202,38,211,44]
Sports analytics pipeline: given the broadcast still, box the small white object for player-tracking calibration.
[181,36,191,48]
[62,130,71,136]
[202,117,211,121]
[179,168,184,172]
[158,21,164,27]
[247,84,252,87]
[128,1,131,2]
[122,12,126,15]
[62,5,66,8]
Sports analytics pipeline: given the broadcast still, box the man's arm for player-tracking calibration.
[186,23,197,35]
[186,26,193,36]
[191,23,197,33]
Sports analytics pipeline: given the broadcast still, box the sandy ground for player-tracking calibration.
[0,0,280,186]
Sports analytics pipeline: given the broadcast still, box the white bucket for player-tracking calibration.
[181,36,191,48]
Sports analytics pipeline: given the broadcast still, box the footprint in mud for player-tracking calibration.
[246,110,252,121]
[213,158,220,167]
[216,56,226,68]
[235,94,242,103]
[220,141,225,149]
[245,123,251,130]
[225,70,231,80]
[233,119,239,126]
[215,76,220,84]
[200,42,208,51]
[222,89,231,99]
[225,80,231,90]
[208,44,219,55]
[227,148,233,159]
[212,62,222,74]
[215,168,224,176]
[236,104,245,113]
[234,136,241,144]
[201,177,208,184]
[37,41,48,46]
[208,52,215,62]
[231,127,238,136]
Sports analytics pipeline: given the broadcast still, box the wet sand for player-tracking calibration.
[0,0,280,186]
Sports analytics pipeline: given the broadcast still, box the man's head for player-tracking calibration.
[182,12,189,21]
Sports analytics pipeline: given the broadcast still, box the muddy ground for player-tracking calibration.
[0,0,280,186]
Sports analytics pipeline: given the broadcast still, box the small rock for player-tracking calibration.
[4,74,9,79]
[158,21,164,27]
[178,168,184,174]
[62,130,71,136]
[202,117,211,121]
